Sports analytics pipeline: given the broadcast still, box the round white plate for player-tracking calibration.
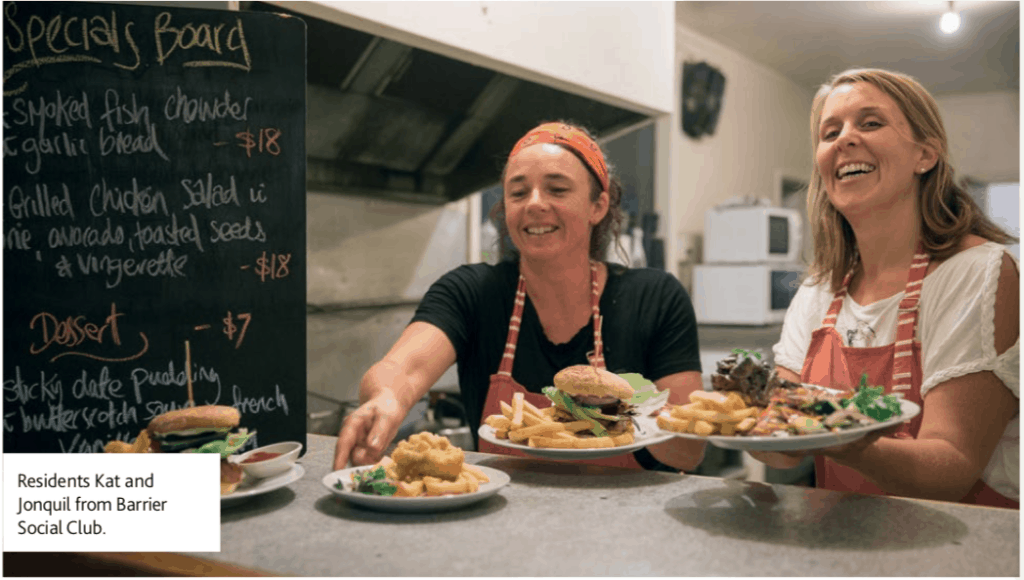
[222,463,305,506]
[660,398,921,452]
[322,465,510,513]
[477,415,675,460]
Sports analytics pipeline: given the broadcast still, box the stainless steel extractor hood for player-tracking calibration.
[247,2,649,204]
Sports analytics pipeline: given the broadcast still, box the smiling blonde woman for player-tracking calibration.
[762,69,1019,508]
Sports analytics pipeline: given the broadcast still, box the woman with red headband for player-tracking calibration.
[334,121,706,471]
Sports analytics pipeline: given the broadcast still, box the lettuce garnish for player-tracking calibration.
[618,373,661,406]
[542,386,611,437]
[346,466,397,496]
[841,374,903,422]
[186,430,255,458]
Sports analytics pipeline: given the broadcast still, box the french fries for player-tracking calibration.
[657,390,763,437]
[511,392,525,428]
[507,421,565,442]
[484,399,635,449]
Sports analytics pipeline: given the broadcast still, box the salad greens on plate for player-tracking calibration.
[339,466,397,496]
[841,374,903,422]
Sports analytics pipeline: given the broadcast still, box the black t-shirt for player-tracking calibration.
[411,261,702,450]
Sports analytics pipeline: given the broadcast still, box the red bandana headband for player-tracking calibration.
[508,123,609,193]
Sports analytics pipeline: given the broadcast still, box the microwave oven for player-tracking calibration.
[692,263,803,325]
[703,205,803,264]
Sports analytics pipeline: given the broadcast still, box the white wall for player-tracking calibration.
[672,23,814,279]
[306,193,468,306]
[986,183,1020,260]
[296,0,675,115]
[935,91,1020,184]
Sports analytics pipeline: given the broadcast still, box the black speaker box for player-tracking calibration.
[682,61,727,139]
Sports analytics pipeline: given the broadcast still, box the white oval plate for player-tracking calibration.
[222,464,305,506]
[477,415,675,460]
[660,398,921,452]
[322,465,510,513]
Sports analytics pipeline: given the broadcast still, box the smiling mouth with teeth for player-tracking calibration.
[526,226,558,235]
[837,163,877,180]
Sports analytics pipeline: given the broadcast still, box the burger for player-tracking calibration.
[145,405,254,495]
[541,365,637,440]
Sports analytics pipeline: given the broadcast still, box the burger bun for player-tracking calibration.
[147,405,240,436]
[553,365,634,401]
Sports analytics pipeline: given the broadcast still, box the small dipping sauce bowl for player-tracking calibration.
[236,441,303,479]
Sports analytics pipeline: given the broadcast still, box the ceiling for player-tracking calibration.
[675,1,1020,95]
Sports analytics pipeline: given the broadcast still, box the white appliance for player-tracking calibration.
[703,205,802,264]
[692,263,803,325]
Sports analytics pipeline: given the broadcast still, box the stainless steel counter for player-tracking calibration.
[201,434,1019,577]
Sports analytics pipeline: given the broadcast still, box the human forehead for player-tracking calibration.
[819,82,905,126]
[504,142,590,183]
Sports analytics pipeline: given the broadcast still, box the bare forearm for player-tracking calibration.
[359,359,426,415]
[830,437,980,501]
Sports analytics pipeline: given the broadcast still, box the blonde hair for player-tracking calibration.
[806,68,1016,291]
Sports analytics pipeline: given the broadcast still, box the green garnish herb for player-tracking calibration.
[841,373,904,422]
[349,466,397,496]
[731,348,762,360]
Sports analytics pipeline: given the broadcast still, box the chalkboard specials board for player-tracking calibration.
[2,1,307,455]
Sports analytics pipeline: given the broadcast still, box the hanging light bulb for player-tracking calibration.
[940,1,961,34]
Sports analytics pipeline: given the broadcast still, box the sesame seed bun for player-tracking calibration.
[553,365,634,401]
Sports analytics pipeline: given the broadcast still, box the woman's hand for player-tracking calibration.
[817,423,906,463]
[648,371,707,471]
[748,423,905,469]
[331,322,458,471]
[333,393,408,470]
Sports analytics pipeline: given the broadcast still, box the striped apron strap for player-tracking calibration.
[497,274,528,377]
[586,260,607,369]
[821,270,855,329]
[892,244,930,392]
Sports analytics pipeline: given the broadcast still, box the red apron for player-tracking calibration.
[802,245,1017,508]
[478,261,642,469]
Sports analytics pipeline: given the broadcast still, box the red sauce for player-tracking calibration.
[242,451,282,464]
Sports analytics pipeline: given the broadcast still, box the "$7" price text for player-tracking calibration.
[222,311,251,349]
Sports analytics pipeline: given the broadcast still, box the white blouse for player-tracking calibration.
[773,241,1019,500]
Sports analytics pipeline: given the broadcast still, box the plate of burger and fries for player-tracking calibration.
[478,365,675,460]
[655,350,921,452]
[104,404,307,506]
